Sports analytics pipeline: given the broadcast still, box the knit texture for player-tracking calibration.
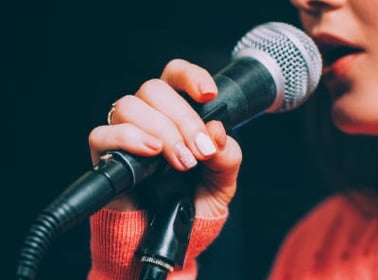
[88,193,377,279]
[88,208,228,280]
[269,193,378,279]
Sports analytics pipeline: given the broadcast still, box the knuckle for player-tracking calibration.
[163,58,187,72]
[160,118,179,136]
[88,126,102,149]
[116,94,138,109]
[113,124,145,150]
[180,114,203,133]
[114,125,133,144]
[137,78,168,99]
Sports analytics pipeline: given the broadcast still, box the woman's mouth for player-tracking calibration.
[322,45,363,69]
[312,34,365,97]
[313,34,364,76]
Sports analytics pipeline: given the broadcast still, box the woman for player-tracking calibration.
[269,0,378,278]
[87,0,378,279]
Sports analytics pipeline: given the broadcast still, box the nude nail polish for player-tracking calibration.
[175,142,197,169]
[195,132,216,156]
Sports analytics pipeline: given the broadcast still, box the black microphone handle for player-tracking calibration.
[84,55,277,221]
[16,56,276,280]
[57,55,277,230]
[109,55,277,195]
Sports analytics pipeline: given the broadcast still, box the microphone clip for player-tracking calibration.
[137,195,195,280]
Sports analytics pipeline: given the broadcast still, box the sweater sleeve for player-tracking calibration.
[87,208,228,280]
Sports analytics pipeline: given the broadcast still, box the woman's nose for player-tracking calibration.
[291,0,345,12]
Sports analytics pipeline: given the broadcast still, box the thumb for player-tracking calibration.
[195,121,243,217]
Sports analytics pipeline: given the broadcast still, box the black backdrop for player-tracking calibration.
[10,1,330,279]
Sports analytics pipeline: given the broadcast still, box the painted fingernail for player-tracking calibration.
[200,92,217,102]
[199,83,217,101]
[195,132,216,156]
[175,142,197,169]
[200,80,217,95]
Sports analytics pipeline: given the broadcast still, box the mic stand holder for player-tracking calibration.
[136,193,195,280]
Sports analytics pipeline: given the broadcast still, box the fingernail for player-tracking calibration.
[175,142,197,169]
[200,92,217,102]
[195,132,216,156]
[199,81,217,97]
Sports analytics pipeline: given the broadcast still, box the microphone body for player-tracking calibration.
[41,54,280,230]
[70,55,280,214]
[16,22,322,280]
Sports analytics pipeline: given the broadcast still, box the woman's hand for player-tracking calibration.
[88,59,242,218]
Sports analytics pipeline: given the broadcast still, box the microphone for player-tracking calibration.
[16,22,322,280]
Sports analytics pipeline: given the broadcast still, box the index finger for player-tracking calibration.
[160,59,218,103]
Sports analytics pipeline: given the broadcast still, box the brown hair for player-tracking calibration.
[304,83,378,193]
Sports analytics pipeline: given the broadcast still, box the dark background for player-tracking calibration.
[9,1,330,279]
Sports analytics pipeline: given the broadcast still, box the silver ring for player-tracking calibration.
[107,102,117,125]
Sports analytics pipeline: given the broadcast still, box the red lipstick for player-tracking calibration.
[313,34,364,77]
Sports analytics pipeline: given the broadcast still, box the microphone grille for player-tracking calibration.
[232,22,322,112]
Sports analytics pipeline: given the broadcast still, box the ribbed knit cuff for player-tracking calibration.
[88,208,228,280]
[88,209,147,280]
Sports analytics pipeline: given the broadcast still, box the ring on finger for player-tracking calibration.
[107,102,117,125]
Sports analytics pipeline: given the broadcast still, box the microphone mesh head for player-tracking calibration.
[232,22,322,112]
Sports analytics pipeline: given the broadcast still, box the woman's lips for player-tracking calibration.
[312,34,364,82]
[311,34,365,98]
[322,50,363,77]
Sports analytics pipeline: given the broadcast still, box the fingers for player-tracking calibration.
[195,134,242,217]
[88,123,164,164]
[203,120,242,191]
[135,79,216,158]
[88,59,243,216]
[160,59,218,103]
[91,59,223,172]
[111,83,217,170]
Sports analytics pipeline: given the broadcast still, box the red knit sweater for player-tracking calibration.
[88,209,227,279]
[269,193,378,279]
[88,193,378,279]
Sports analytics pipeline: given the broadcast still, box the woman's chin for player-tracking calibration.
[332,112,378,136]
[330,93,378,136]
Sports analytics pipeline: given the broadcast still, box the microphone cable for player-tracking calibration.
[16,21,321,280]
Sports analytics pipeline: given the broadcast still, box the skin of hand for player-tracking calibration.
[88,59,243,218]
